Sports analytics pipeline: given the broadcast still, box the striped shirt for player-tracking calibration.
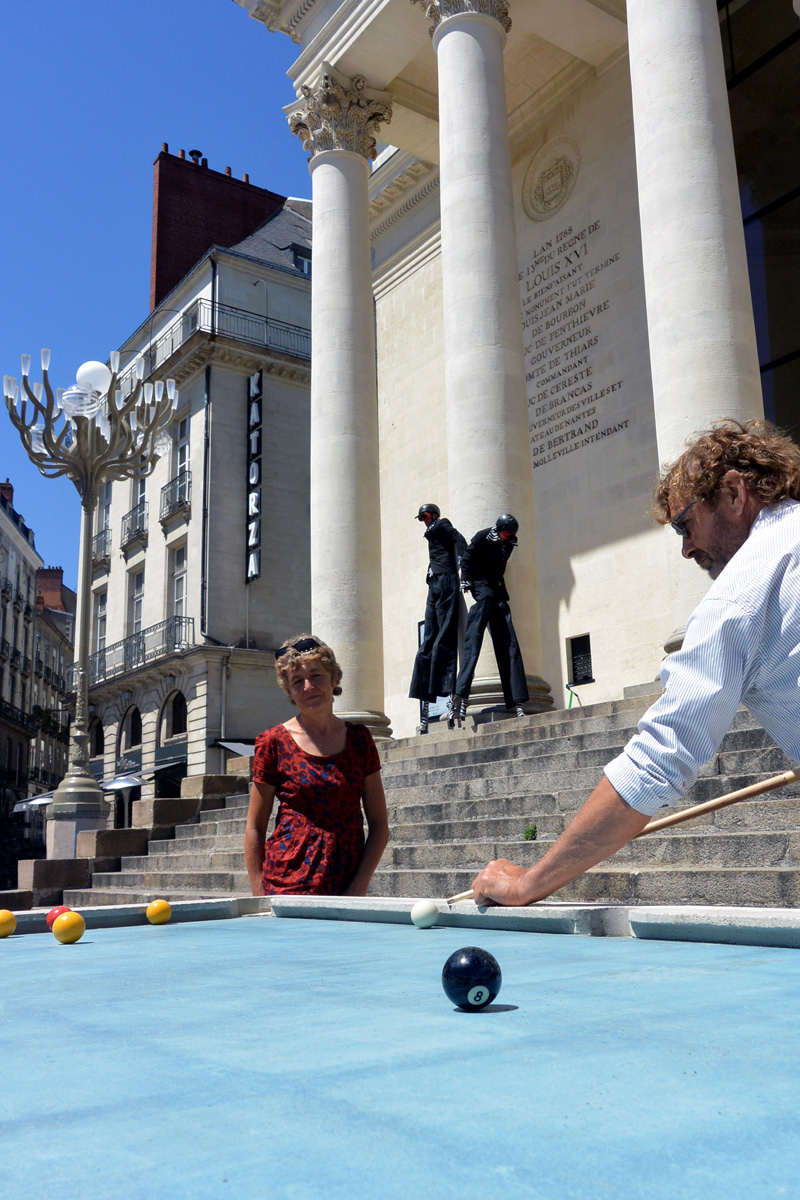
[605,499,800,815]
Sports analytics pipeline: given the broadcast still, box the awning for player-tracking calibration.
[13,792,56,813]
[215,740,255,757]
[101,772,152,792]
[152,758,187,774]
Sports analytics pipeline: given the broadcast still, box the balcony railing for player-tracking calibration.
[0,577,11,599]
[116,301,311,396]
[21,656,31,677]
[34,656,43,676]
[160,471,191,521]
[92,528,112,565]
[43,665,52,682]
[67,616,195,688]
[23,602,33,622]
[0,699,37,734]
[121,501,148,549]
[12,589,23,611]
[11,648,21,669]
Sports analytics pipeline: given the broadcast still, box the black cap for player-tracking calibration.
[416,504,440,521]
[496,513,519,534]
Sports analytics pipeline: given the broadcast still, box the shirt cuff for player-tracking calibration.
[604,752,684,817]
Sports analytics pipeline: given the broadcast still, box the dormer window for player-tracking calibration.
[292,246,311,276]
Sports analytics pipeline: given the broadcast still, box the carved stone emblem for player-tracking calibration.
[522,136,580,222]
[287,65,392,162]
[411,0,511,36]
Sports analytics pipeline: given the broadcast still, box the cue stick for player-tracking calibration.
[635,766,800,836]
[446,765,800,904]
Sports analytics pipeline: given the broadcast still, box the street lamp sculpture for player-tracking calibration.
[3,350,178,856]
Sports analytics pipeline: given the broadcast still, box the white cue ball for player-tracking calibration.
[410,899,439,929]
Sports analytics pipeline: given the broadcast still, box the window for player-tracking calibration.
[99,481,112,532]
[130,571,145,636]
[172,546,187,620]
[90,719,105,758]
[135,476,146,508]
[176,417,190,478]
[159,690,188,742]
[94,591,107,653]
[292,245,311,276]
[568,634,594,686]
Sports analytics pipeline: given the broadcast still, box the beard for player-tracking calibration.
[693,511,749,579]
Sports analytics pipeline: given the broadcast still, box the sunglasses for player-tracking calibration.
[275,637,322,661]
[670,498,698,538]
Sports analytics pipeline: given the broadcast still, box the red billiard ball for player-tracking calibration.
[46,905,71,931]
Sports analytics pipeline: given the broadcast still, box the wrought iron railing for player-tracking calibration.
[160,471,191,521]
[116,301,311,396]
[0,699,37,733]
[92,528,112,563]
[67,615,194,688]
[121,501,148,548]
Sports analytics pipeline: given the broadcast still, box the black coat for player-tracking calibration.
[424,517,467,579]
[460,527,517,602]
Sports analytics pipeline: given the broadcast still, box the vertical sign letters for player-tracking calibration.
[246,370,262,583]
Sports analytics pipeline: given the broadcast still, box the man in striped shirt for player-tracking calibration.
[472,420,800,906]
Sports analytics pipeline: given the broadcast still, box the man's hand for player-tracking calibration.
[471,859,531,906]
[469,777,651,907]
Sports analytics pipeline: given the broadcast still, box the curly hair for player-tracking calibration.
[274,633,343,699]
[651,419,800,523]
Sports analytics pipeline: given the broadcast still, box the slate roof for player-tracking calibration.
[231,198,312,274]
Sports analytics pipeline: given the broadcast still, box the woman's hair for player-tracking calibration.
[651,419,800,523]
[274,633,343,699]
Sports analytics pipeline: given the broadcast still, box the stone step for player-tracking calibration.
[148,834,245,854]
[381,830,800,870]
[89,869,251,891]
[379,721,781,780]
[368,866,800,907]
[390,813,565,842]
[63,888,245,907]
[120,851,245,871]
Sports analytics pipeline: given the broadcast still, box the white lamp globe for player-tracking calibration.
[76,361,112,396]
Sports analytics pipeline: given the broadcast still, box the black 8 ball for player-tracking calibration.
[442,946,502,1010]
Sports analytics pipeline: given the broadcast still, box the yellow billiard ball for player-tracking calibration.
[146,899,172,925]
[0,909,17,938]
[52,911,86,944]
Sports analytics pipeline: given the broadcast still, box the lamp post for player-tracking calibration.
[3,350,178,857]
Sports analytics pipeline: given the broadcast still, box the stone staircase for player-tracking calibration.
[62,694,800,909]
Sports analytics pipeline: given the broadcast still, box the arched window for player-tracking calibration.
[89,719,105,758]
[158,690,187,743]
[117,706,143,755]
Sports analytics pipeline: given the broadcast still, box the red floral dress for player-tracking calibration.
[253,721,382,895]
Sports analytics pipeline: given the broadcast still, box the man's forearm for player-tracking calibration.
[472,777,652,906]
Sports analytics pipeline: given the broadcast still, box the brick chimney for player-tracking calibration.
[37,567,65,612]
[0,478,13,505]
[150,144,287,310]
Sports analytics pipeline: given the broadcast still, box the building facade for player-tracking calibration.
[233,0,800,739]
[0,492,77,882]
[81,151,312,820]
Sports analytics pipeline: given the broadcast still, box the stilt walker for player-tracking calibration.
[455,514,529,718]
[409,504,467,732]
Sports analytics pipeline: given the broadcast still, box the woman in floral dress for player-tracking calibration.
[244,635,390,896]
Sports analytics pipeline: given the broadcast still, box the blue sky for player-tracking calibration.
[1,0,313,589]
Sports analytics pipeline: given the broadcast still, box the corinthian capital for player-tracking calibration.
[411,0,511,36]
[286,65,392,161]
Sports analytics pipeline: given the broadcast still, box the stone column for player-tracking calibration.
[416,0,551,714]
[287,66,393,736]
[627,0,763,645]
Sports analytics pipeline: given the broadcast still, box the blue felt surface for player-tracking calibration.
[3,917,800,1200]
